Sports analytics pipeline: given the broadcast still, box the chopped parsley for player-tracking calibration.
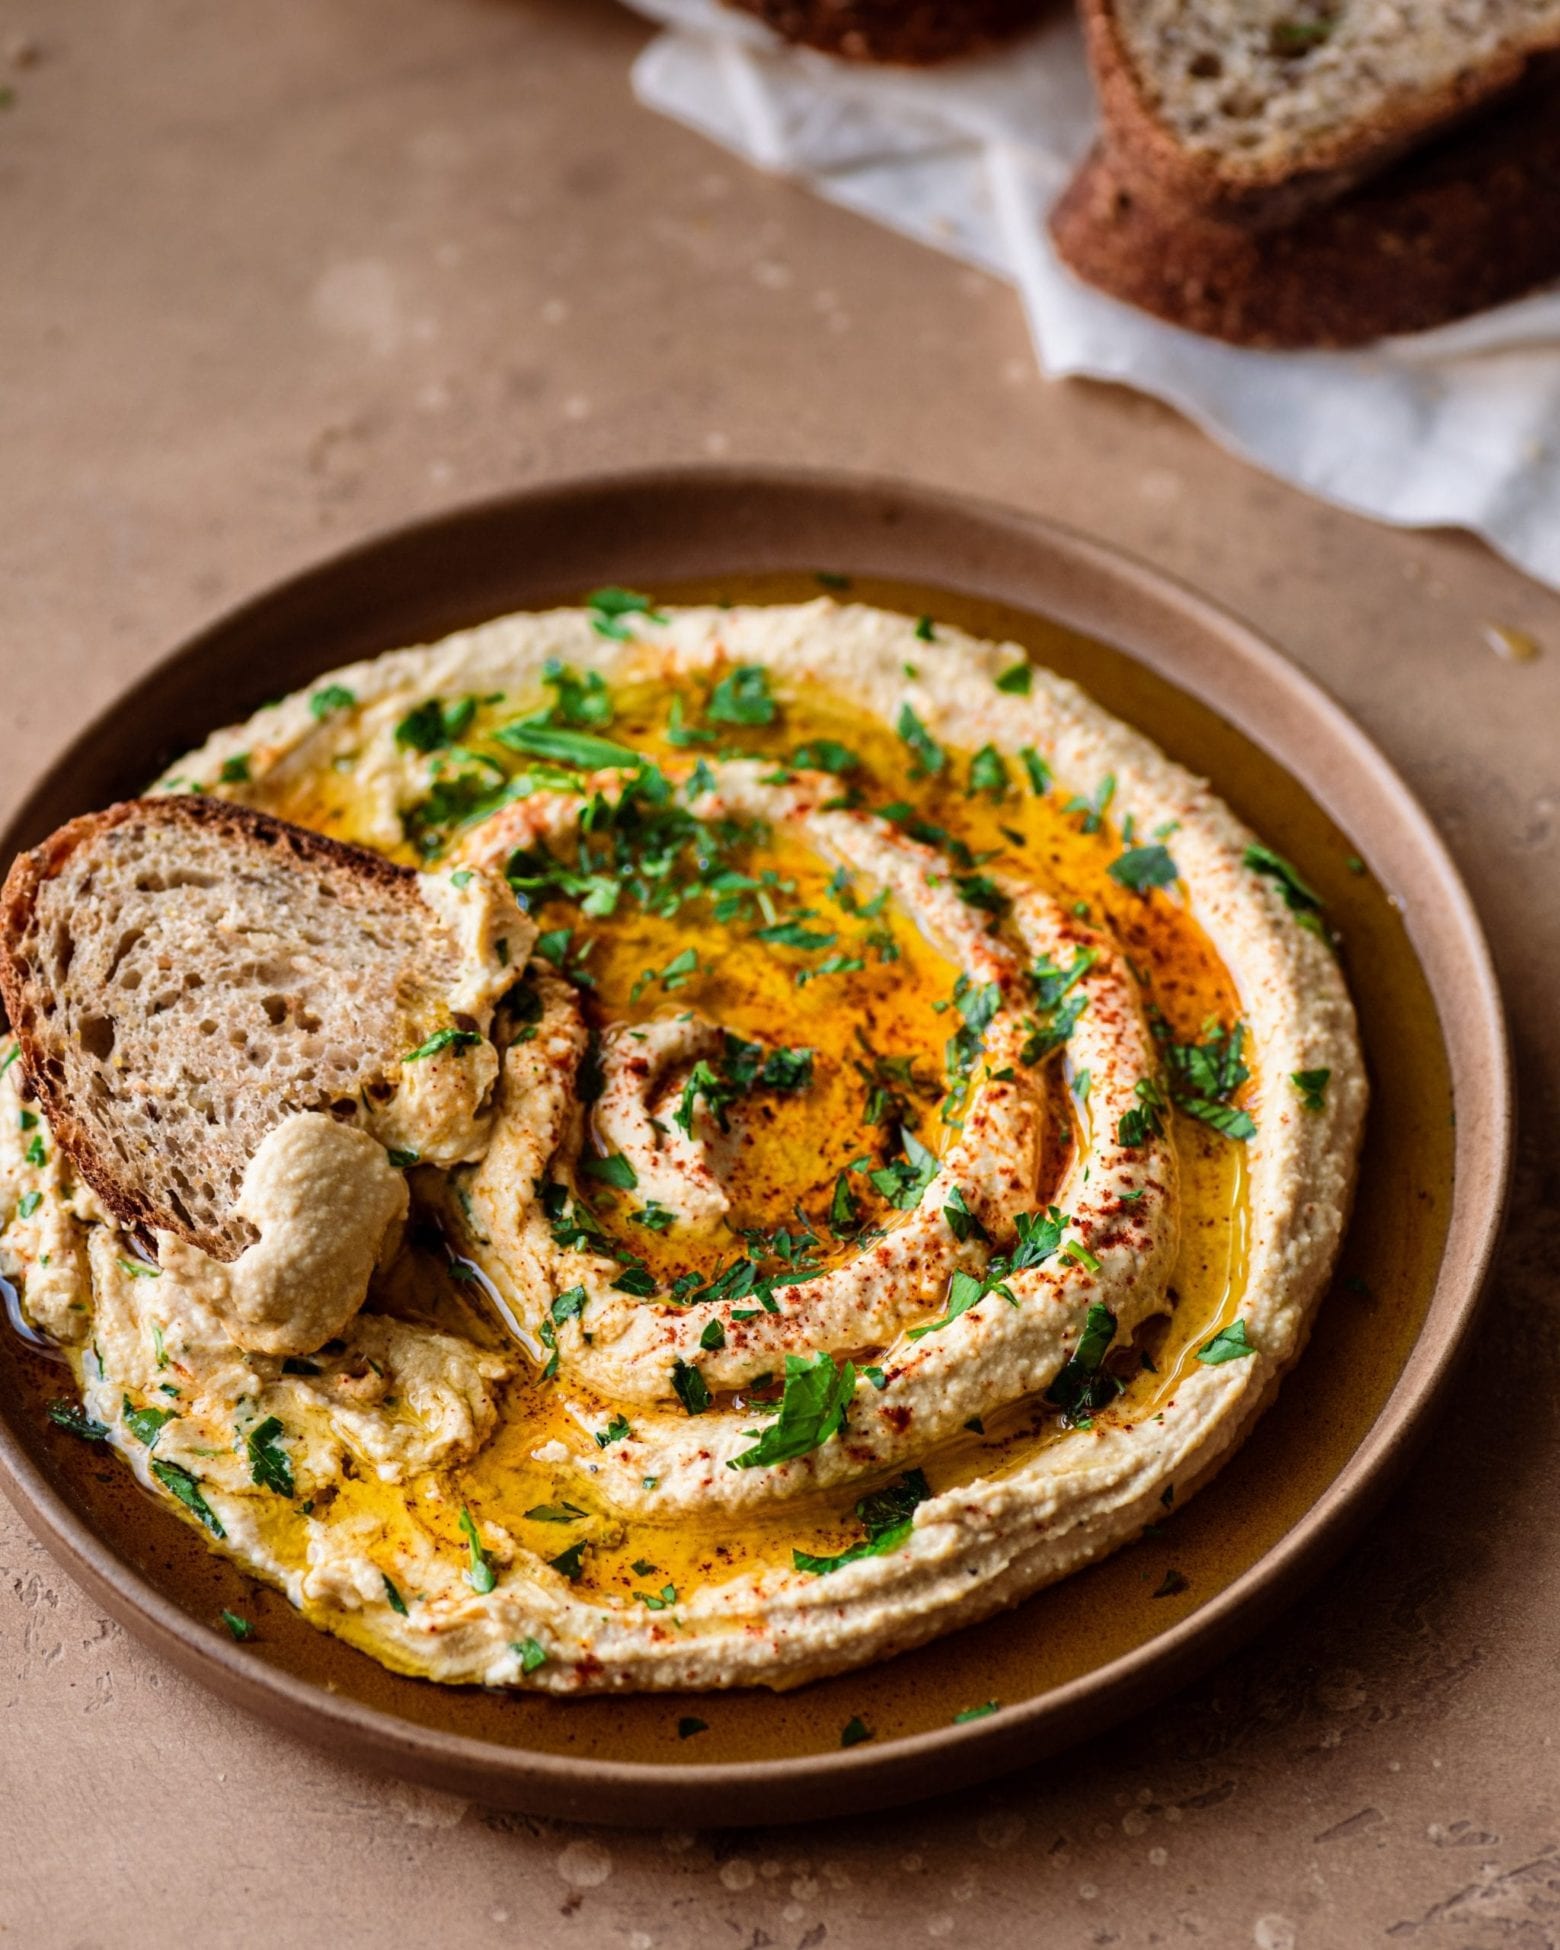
[492,721,642,770]
[582,1152,638,1190]
[1022,948,1096,1063]
[47,1400,109,1442]
[1197,1319,1257,1365]
[1291,1067,1331,1111]
[1065,773,1116,834]
[586,586,666,640]
[1045,1302,1122,1426]
[1159,1020,1256,1141]
[1244,843,1323,920]
[1109,844,1179,895]
[1153,1569,1190,1598]
[221,1610,255,1642]
[789,738,861,775]
[16,1190,42,1220]
[404,1026,481,1062]
[596,1413,632,1448]
[954,1700,1000,1723]
[895,703,944,778]
[309,682,356,719]
[729,1351,854,1470]
[708,664,776,726]
[547,1541,587,1584]
[459,1507,497,1593]
[395,696,475,753]
[152,1461,225,1538]
[840,1716,872,1748]
[122,1394,178,1449]
[1118,1077,1168,1148]
[244,1415,294,1496]
[793,1468,930,1575]
[678,1716,708,1738]
[967,745,1009,800]
[514,1637,548,1672]
[672,1358,712,1416]
[382,1574,409,1615]
[1020,747,1050,794]
[995,661,1032,695]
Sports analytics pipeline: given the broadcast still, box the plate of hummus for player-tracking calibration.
[0,470,1509,1822]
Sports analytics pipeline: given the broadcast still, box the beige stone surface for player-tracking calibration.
[3,2,1559,1945]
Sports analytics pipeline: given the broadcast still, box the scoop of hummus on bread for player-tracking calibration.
[0,599,1366,1693]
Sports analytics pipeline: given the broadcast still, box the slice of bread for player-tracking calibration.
[1049,84,1560,347]
[0,797,476,1261]
[720,0,1045,62]
[1079,0,1560,226]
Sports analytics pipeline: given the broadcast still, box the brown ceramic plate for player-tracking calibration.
[0,469,1511,1825]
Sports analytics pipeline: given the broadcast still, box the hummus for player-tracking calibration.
[2,598,1366,1694]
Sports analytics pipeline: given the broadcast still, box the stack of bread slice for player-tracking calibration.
[716,0,1560,347]
[720,0,1045,62]
[1055,1,1560,345]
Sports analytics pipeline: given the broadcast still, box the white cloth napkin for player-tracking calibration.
[625,0,1560,591]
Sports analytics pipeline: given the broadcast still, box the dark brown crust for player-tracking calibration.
[1048,87,1560,349]
[0,796,419,1257]
[1077,0,1560,228]
[720,0,1044,63]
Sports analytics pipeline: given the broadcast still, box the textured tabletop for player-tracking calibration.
[3,3,1558,1945]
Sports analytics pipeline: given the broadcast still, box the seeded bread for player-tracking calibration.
[720,0,1045,61]
[1079,0,1560,226]
[0,797,470,1261]
[1049,85,1560,347]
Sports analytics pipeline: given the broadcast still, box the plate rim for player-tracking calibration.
[0,464,1514,1824]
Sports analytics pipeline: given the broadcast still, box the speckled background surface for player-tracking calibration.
[3,3,1559,1945]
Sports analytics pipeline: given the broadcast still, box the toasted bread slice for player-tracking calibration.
[1079,0,1560,226]
[720,0,1045,62]
[0,797,480,1261]
[1049,84,1560,347]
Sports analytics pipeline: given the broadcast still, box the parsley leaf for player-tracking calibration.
[491,721,642,770]
[1244,843,1323,917]
[895,703,944,778]
[582,1152,638,1190]
[382,1574,409,1615]
[48,1400,109,1442]
[1291,1067,1330,1111]
[395,696,475,753]
[793,1468,931,1575]
[404,1026,481,1062]
[514,1636,548,1672]
[122,1394,177,1449]
[708,664,776,726]
[1065,773,1116,834]
[1117,1077,1168,1147]
[243,1415,294,1496]
[1045,1302,1121,1425]
[152,1461,225,1538]
[310,683,356,719]
[729,1351,855,1470]
[995,661,1032,695]
[672,1358,712,1416]
[1109,844,1179,895]
[586,586,666,640]
[459,1506,497,1593]
[1197,1319,1257,1365]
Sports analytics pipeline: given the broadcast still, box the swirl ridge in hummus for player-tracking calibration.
[1,599,1366,1694]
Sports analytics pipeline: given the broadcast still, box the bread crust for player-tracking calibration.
[720,0,1045,62]
[1048,87,1560,348]
[1078,0,1560,228]
[0,796,420,1257]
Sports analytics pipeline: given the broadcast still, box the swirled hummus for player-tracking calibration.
[0,598,1366,1693]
